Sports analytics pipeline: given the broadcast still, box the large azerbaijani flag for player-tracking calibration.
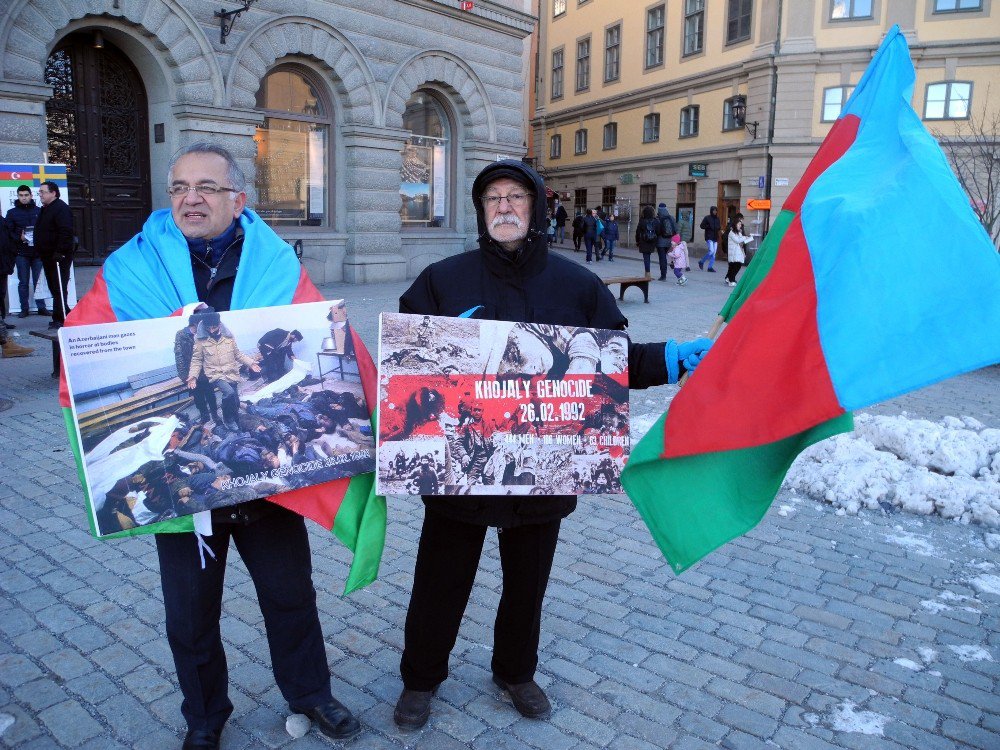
[59,208,386,594]
[621,26,1000,574]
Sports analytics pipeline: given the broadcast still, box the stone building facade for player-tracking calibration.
[0,0,534,282]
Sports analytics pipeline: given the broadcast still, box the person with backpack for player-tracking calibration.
[634,205,661,276]
[654,203,677,281]
[582,207,600,263]
[698,206,721,272]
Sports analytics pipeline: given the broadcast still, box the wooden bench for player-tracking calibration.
[604,274,653,303]
[29,329,60,377]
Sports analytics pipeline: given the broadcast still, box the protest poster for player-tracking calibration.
[1,164,78,312]
[59,300,374,537]
[376,313,630,496]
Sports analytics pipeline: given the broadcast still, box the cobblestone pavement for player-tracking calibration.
[1,246,998,749]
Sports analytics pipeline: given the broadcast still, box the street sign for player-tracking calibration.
[757,175,765,190]
[460,1,474,10]
[688,162,708,177]
[747,199,771,211]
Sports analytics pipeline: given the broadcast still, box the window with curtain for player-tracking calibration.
[684,0,705,55]
[604,25,621,82]
[550,134,562,159]
[554,0,567,15]
[574,128,588,154]
[576,38,591,92]
[254,66,330,226]
[646,5,665,68]
[643,113,660,142]
[830,0,872,19]
[400,91,451,228]
[551,49,564,100]
[821,86,853,122]
[603,122,618,149]
[680,105,700,137]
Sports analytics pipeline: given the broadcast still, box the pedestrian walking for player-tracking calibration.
[698,206,721,272]
[571,210,584,251]
[725,217,753,287]
[655,203,678,280]
[583,208,599,263]
[634,205,660,277]
[33,180,74,329]
[669,234,689,285]
[602,214,619,262]
[554,200,568,244]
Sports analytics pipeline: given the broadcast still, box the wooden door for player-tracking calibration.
[45,33,151,263]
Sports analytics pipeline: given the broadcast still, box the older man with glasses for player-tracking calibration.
[392,159,713,730]
[60,143,361,749]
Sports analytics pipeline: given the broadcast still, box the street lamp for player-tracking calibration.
[731,95,759,140]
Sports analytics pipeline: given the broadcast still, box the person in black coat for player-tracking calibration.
[571,210,585,251]
[554,201,568,244]
[33,181,74,328]
[698,205,722,272]
[391,159,712,730]
[4,185,47,316]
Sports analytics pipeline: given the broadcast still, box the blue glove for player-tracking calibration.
[665,338,713,384]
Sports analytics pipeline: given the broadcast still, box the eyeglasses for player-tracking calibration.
[481,192,533,208]
[167,184,237,198]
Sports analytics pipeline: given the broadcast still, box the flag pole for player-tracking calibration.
[678,314,725,386]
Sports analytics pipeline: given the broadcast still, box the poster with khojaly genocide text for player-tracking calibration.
[376,313,630,497]
[59,301,374,538]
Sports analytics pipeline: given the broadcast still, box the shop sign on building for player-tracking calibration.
[688,163,708,177]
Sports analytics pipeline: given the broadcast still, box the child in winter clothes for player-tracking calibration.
[668,235,688,285]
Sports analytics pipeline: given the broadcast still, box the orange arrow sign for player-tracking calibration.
[746,199,771,211]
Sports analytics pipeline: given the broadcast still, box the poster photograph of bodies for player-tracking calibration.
[60,300,375,537]
[377,313,631,497]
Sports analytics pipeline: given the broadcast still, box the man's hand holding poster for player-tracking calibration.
[60,300,375,537]
[377,313,630,496]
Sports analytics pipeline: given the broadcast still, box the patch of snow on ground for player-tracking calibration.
[893,658,922,671]
[918,647,937,664]
[629,413,659,445]
[829,701,889,735]
[784,414,1000,527]
[948,645,993,662]
[885,528,939,558]
[0,714,13,736]
[920,600,950,613]
[969,574,1000,596]
[778,504,795,517]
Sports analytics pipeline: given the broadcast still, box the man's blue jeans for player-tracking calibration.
[556,225,565,243]
[15,255,45,312]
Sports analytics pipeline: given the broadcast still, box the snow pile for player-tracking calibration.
[784,414,1000,527]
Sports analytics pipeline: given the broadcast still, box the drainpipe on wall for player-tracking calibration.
[763,0,783,236]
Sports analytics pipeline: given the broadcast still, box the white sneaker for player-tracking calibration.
[677,276,687,285]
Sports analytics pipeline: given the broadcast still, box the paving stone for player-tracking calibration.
[37,699,102,746]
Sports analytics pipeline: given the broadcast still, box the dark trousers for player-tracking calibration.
[155,506,333,731]
[573,232,583,251]
[192,375,218,420]
[656,247,669,279]
[15,255,46,312]
[400,509,561,691]
[726,260,744,283]
[41,256,72,323]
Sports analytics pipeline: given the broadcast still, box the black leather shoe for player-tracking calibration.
[492,676,552,719]
[292,699,361,741]
[182,728,221,750]
[393,688,433,731]
[17,312,29,318]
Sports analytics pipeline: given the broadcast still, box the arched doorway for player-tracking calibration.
[45,32,151,263]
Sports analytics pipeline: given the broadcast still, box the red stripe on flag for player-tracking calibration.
[59,271,118,408]
[663,215,845,458]
[783,115,859,213]
[291,267,324,303]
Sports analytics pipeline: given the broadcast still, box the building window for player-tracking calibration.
[604,24,621,83]
[602,186,617,209]
[574,188,587,212]
[722,96,742,131]
[550,134,562,159]
[639,183,657,209]
[400,91,452,228]
[830,0,872,19]
[933,0,982,10]
[821,86,853,122]
[574,128,588,154]
[726,0,753,43]
[254,66,331,226]
[684,0,705,56]
[576,38,591,92]
[554,0,567,16]
[551,49,564,100]
[680,105,700,137]
[646,5,665,69]
[603,122,618,150]
[643,113,661,142]
[924,81,972,120]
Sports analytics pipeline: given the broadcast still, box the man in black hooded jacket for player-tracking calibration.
[392,160,712,729]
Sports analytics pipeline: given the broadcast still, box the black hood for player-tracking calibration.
[471,159,548,274]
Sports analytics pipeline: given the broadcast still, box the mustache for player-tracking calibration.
[490,214,524,229]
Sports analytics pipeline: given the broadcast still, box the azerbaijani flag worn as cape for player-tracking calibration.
[622,27,1000,573]
[59,208,386,594]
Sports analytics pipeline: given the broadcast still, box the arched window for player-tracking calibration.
[400,92,452,228]
[254,66,331,226]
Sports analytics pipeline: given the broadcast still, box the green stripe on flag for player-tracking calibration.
[622,410,853,573]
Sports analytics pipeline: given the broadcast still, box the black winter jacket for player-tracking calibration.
[5,202,41,258]
[399,159,668,528]
[34,198,74,260]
